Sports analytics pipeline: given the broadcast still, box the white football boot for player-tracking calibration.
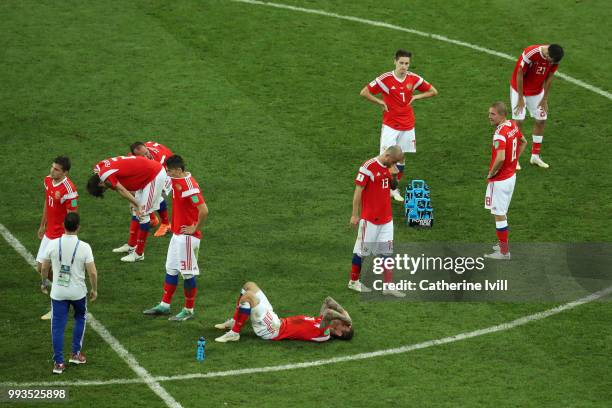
[215,331,240,343]
[390,189,404,202]
[214,318,235,330]
[484,251,511,260]
[383,289,407,298]
[516,161,522,170]
[112,244,134,253]
[530,156,549,168]
[348,280,372,293]
[120,251,144,262]
[40,310,52,320]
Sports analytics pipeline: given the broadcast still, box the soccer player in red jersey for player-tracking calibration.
[130,141,174,237]
[360,49,438,202]
[36,156,78,320]
[214,282,353,343]
[349,146,405,297]
[143,155,208,322]
[510,44,564,169]
[86,155,167,262]
[484,102,527,260]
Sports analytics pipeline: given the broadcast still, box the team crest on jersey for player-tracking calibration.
[55,191,61,199]
[406,83,413,90]
[176,184,182,191]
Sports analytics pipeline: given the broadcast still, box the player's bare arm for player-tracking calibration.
[350,185,364,227]
[518,136,528,157]
[389,165,399,190]
[538,73,555,113]
[323,297,352,323]
[360,86,388,111]
[181,202,208,235]
[40,258,52,294]
[514,70,526,115]
[410,84,438,104]
[113,182,142,215]
[487,150,506,179]
[321,309,352,328]
[38,203,47,239]
[86,261,98,302]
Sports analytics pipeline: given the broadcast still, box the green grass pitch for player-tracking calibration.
[1,0,611,406]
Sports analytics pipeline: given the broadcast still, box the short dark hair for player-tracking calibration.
[166,155,185,171]
[64,212,80,232]
[54,156,71,172]
[395,49,412,60]
[332,326,354,341]
[86,174,105,198]
[548,44,564,63]
[130,141,145,154]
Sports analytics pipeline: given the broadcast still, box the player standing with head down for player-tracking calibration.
[510,44,564,169]
[214,282,353,343]
[485,102,527,260]
[360,49,438,202]
[37,156,78,320]
[86,155,166,262]
[143,155,208,322]
[348,146,405,297]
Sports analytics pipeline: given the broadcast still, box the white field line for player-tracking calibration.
[3,284,612,388]
[231,0,612,101]
[0,224,183,408]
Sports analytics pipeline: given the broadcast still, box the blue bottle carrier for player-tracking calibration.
[405,179,433,228]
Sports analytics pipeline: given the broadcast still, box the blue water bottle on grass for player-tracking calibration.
[196,337,206,361]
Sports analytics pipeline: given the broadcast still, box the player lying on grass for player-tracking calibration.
[215,282,353,343]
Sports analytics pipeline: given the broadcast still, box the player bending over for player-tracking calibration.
[214,282,353,343]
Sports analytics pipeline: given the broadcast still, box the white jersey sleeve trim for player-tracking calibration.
[181,188,201,198]
[493,134,506,143]
[99,168,118,182]
[60,191,79,204]
[359,166,375,182]
[375,78,389,94]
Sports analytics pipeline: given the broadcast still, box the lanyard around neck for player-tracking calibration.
[59,237,80,267]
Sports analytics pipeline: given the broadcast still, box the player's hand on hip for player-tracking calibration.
[90,290,97,302]
[513,97,525,115]
[37,226,45,240]
[181,224,197,235]
[381,101,389,112]
[538,99,548,113]
[350,216,360,228]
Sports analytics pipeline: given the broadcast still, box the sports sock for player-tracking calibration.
[127,217,139,247]
[158,200,169,224]
[231,301,251,333]
[495,220,509,254]
[351,254,362,281]
[183,276,197,310]
[397,163,405,181]
[135,222,150,255]
[161,273,178,305]
[383,256,393,283]
[531,135,543,157]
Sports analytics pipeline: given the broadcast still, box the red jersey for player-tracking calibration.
[170,173,205,239]
[489,120,522,182]
[367,71,432,130]
[144,141,173,166]
[355,158,393,225]
[273,315,331,342]
[94,156,162,191]
[43,176,78,239]
[510,45,559,96]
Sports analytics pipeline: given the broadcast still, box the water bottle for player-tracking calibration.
[196,337,206,361]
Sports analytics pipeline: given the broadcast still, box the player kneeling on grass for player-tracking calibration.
[215,282,353,343]
[143,155,208,321]
[484,102,527,260]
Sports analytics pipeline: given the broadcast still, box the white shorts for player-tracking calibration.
[36,235,52,264]
[353,219,394,257]
[135,168,167,215]
[485,174,516,216]
[510,87,547,121]
[250,290,281,340]
[165,234,201,276]
[380,125,415,154]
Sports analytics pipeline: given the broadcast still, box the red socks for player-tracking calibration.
[231,302,251,333]
[135,227,149,256]
[128,219,139,247]
[184,287,197,309]
[159,209,169,225]
[495,220,509,254]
